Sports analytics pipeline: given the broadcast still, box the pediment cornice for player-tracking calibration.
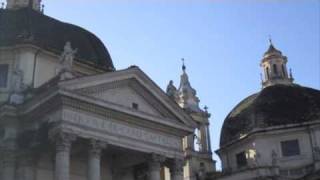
[58,67,196,128]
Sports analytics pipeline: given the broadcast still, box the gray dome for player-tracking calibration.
[0,8,115,71]
[220,84,320,147]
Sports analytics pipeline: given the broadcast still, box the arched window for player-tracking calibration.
[194,128,201,152]
[273,64,278,75]
[282,64,286,77]
[266,67,270,79]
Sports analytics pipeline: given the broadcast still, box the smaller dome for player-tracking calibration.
[220,84,320,147]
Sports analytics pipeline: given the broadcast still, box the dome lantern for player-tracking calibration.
[260,39,294,88]
[6,0,42,11]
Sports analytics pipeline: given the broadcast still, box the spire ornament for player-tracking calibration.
[268,35,273,45]
[182,58,186,72]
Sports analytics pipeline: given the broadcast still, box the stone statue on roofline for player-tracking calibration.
[56,41,78,80]
[9,67,27,105]
[166,80,178,100]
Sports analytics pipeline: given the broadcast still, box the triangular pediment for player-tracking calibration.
[73,79,172,118]
[59,67,196,128]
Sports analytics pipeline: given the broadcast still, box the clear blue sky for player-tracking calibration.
[15,0,320,169]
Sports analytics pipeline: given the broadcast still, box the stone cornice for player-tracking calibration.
[216,119,320,153]
[59,90,193,136]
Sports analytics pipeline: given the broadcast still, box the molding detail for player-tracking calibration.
[62,109,181,149]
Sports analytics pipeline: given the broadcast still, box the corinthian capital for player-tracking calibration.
[149,153,166,163]
[148,153,166,171]
[170,158,185,175]
[50,132,76,152]
[88,139,107,158]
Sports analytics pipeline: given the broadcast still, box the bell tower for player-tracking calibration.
[166,59,216,180]
[261,39,294,88]
[6,0,42,11]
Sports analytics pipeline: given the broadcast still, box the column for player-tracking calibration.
[199,124,208,152]
[53,133,76,180]
[170,159,184,180]
[1,151,16,180]
[87,140,107,180]
[206,124,212,153]
[148,154,165,180]
[186,134,195,151]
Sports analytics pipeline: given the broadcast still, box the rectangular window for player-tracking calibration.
[236,151,247,168]
[0,64,9,88]
[132,103,139,110]
[281,139,300,157]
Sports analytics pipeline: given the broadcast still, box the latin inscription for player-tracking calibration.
[62,110,181,149]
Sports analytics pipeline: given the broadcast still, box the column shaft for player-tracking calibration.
[88,153,100,180]
[1,154,16,180]
[199,124,208,152]
[149,162,161,180]
[55,149,71,180]
[170,159,184,180]
[53,133,76,180]
[148,154,165,180]
[206,125,212,153]
[17,155,35,180]
[87,140,106,180]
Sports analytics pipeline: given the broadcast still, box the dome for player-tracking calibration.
[0,8,115,71]
[220,84,320,147]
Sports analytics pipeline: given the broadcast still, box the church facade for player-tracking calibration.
[0,1,216,180]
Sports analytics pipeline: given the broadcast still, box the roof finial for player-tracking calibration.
[268,35,273,45]
[182,58,186,72]
[289,68,294,79]
[41,4,44,13]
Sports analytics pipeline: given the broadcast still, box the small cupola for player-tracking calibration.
[6,0,42,12]
[260,39,294,88]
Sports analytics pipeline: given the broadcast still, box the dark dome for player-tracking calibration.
[220,84,320,147]
[0,8,114,71]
